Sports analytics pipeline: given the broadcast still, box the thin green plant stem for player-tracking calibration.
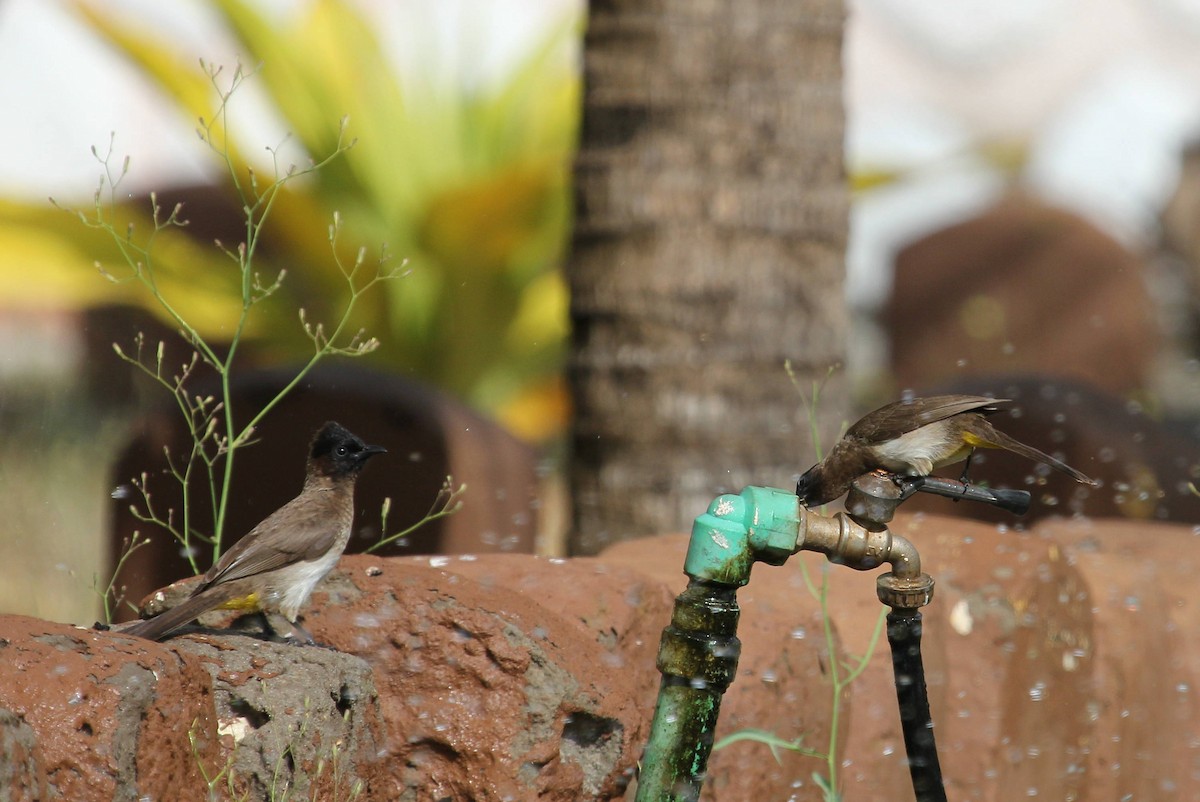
[711,728,825,762]
[797,555,888,799]
[63,62,400,573]
[92,531,150,623]
[711,361,867,801]
[784,360,840,463]
[189,718,240,801]
[211,232,398,557]
[195,69,364,554]
[367,477,466,553]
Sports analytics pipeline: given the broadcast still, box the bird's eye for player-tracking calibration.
[336,445,348,457]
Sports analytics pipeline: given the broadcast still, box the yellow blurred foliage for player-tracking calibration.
[0,0,582,440]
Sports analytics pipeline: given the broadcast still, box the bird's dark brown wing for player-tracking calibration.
[846,395,1008,444]
[199,494,341,589]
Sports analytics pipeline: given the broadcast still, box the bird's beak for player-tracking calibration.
[795,465,819,504]
[361,444,387,461]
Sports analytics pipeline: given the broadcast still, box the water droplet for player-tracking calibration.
[710,643,738,658]
[950,599,973,636]
[110,485,132,500]
[1028,681,1046,702]
[429,556,450,568]
[790,627,807,640]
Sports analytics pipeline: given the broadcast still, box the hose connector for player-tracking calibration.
[877,571,935,610]
[684,486,801,585]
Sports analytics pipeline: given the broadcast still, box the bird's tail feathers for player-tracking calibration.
[970,427,1097,485]
[121,584,241,642]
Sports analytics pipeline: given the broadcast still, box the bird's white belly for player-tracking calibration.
[267,548,343,621]
[872,426,965,476]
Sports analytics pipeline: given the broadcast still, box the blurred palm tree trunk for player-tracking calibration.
[567,1,849,553]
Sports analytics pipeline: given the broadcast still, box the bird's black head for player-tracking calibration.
[309,421,387,478]
[795,463,826,506]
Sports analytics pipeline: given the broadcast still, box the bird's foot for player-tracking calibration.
[264,613,318,646]
[952,473,975,504]
[891,474,925,501]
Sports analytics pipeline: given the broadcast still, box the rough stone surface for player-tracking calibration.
[0,616,382,801]
[0,707,46,802]
[305,555,661,800]
[0,617,222,802]
[756,511,1200,801]
[6,515,1199,800]
[301,551,840,801]
[172,637,386,801]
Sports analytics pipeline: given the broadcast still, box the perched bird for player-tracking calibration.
[795,395,1096,506]
[123,421,386,643]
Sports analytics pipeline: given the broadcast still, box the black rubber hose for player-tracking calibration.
[887,609,947,802]
[901,475,1032,516]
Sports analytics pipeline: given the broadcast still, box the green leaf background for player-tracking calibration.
[0,0,580,440]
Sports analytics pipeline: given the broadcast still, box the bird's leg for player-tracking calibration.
[263,612,317,646]
[958,448,977,485]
